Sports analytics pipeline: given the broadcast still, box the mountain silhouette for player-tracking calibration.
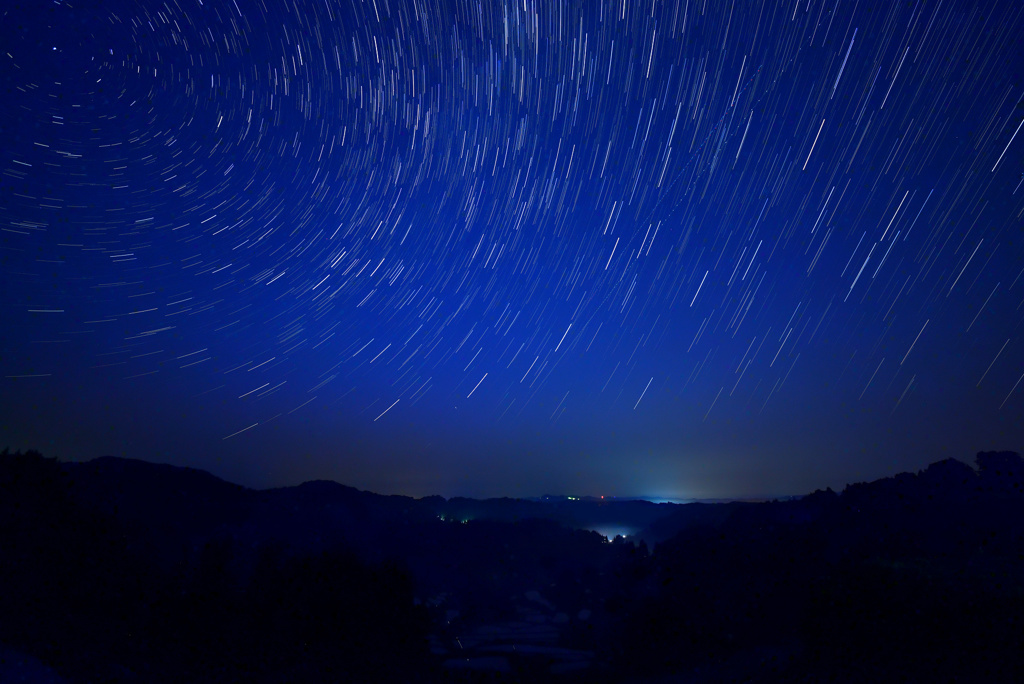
[3,447,1024,682]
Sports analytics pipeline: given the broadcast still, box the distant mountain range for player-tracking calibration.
[57,454,756,552]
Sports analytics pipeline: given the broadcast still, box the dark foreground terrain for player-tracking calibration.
[2,448,1023,682]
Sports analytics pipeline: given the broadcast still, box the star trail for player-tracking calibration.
[2,0,1024,499]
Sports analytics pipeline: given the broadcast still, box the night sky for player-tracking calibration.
[3,0,1024,500]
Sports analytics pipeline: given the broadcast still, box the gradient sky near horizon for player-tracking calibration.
[2,0,1024,499]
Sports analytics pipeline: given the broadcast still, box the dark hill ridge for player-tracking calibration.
[3,448,1024,682]
[64,455,252,533]
[61,455,700,554]
[57,450,1024,557]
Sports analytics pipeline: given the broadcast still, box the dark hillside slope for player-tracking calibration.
[606,451,1024,681]
[0,450,431,683]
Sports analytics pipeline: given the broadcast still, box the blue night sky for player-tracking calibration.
[2,0,1023,499]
